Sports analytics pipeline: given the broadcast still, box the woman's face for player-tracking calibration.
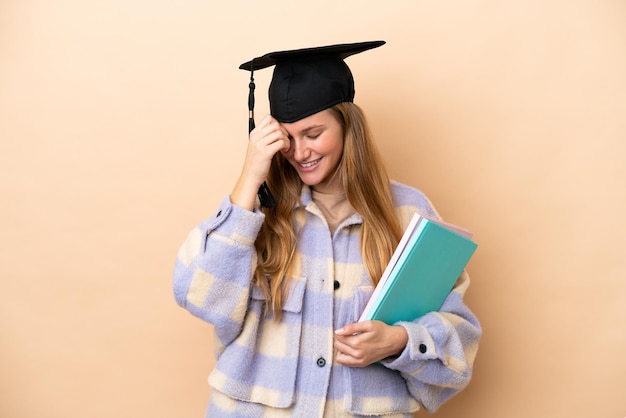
[280,109,344,194]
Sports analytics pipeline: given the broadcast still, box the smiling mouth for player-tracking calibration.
[299,158,321,168]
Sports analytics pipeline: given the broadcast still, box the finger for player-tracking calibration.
[335,350,358,367]
[259,127,289,150]
[249,129,287,156]
[255,124,289,148]
[250,115,279,140]
[336,349,367,368]
[334,338,364,360]
[335,321,371,336]
[256,114,274,128]
[259,115,284,134]
[261,117,290,141]
[265,137,290,156]
[335,351,355,366]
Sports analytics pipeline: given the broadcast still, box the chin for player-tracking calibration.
[299,177,321,187]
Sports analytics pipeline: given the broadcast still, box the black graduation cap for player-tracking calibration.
[240,40,385,124]
[240,40,386,207]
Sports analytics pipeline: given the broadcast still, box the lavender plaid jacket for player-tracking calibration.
[173,182,481,417]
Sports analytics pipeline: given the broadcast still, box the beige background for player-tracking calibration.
[1,1,625,417]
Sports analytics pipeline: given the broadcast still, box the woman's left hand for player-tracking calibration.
[333,321,408,367]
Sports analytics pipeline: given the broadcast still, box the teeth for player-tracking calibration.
[300,159,320,168]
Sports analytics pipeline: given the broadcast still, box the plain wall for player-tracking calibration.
[1,1,625,417]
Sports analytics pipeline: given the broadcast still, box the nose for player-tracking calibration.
[291,138,310,162]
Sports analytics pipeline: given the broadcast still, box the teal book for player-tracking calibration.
[359,214,478,324]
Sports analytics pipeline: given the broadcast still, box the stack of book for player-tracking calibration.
[359,213,478,324]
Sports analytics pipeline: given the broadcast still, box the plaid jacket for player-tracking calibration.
[173,182,481,417]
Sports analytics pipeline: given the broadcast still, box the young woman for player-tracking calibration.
[173,41,481,417]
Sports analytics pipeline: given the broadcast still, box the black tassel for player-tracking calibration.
[248,62,276,208]
[248,77,256,132]
[257,182,277,208]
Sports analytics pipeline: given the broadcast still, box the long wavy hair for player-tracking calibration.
[254,102,403,318]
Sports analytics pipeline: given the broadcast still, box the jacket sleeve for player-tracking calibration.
[380,270,482,412]
[172,196,265,346]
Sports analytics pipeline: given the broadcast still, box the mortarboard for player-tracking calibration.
[239,40,386,207]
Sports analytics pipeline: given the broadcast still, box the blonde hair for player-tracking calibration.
[254,102,403,318]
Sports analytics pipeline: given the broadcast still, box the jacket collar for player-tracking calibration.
[297,185,363,230]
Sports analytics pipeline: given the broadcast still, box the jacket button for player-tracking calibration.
[333,280,340,290]
[419,344,428,354]
[316,357,326,367]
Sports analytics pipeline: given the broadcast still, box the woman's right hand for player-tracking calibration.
[231,115,291,210]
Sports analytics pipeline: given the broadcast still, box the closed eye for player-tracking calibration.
[300,124,324,140]
[305,131,322,140]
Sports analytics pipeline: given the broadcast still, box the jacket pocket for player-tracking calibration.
[209,276,306,409]
[250,276,306,314]
[343,363,419,415]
